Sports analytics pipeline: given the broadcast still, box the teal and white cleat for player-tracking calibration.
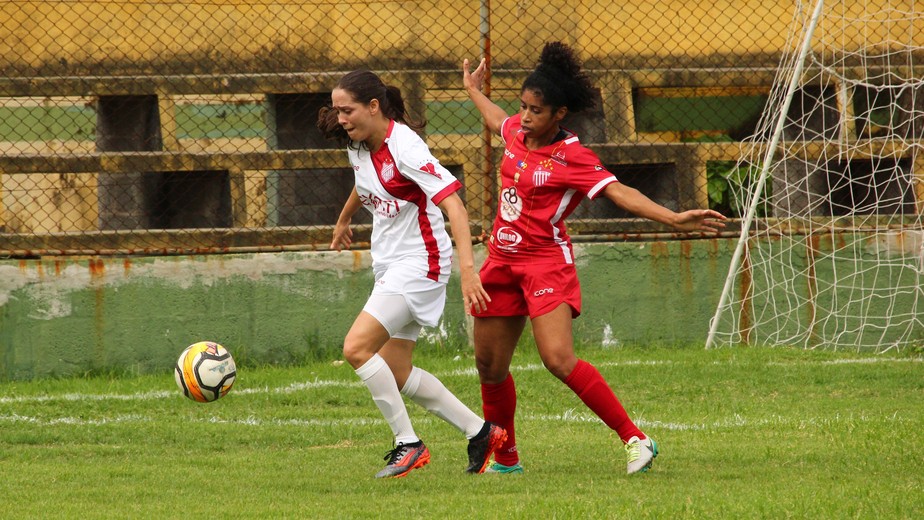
[625,435,658,474]
[484,461,524,474]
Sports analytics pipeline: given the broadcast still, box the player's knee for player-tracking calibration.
[541,354,576,381]
[474,355,508,384]
[341,338,372,369]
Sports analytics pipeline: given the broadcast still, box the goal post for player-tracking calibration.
[706,0,924,352]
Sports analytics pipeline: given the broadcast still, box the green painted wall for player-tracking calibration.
[0,240,736,381]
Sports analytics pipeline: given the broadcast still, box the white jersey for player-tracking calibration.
[348,120,462,284]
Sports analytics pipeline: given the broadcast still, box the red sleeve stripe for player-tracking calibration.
[431,179,462,205]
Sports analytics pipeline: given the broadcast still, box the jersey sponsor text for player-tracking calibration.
[359,193,400,218]
[495,226,522,251]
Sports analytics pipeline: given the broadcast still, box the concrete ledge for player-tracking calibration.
[0,240,736,380]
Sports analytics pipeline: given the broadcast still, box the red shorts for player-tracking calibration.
[473,257,582,319]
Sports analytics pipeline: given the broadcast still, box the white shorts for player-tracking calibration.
[363,263,447,341]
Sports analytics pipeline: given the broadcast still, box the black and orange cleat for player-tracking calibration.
[375,441,431,478]
[465,422,508,474]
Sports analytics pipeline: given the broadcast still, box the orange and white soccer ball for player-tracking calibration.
[174,341,237,402]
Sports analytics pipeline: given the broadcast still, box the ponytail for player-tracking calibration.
[383,84,425,132]
[317,105,349,145]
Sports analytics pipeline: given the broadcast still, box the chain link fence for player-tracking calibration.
[0,1,914,256]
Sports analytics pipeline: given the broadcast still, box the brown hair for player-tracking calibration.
[317,70,425,147]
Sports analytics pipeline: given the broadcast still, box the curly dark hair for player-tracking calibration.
[522,42,596,113]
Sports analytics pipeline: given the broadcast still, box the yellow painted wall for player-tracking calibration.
[2,1,918,73]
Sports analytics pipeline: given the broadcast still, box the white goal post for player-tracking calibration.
[706,0,924,352]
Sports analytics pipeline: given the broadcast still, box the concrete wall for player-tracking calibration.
[0,239,736,381]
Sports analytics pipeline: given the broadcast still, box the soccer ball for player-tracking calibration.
[174,341,237,402]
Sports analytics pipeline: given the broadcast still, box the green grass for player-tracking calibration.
[0,99,514,141]
[0,103,268,142]
[1,345,922,519]
[0,95,764,141]
[0,106,96,141]
[426,99,521,134]
[633,94,768,133]
[175,103,266,140]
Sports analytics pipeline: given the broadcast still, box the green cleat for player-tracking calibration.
[484,461,524,474]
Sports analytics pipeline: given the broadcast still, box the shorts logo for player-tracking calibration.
[495,226,522,251]
[534,287,554,296]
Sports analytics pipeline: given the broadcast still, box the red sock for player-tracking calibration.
[564,359,644,443]
[481,373,518,466]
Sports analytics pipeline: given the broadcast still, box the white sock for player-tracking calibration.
[355,354,418,445]
[401,366,484,439]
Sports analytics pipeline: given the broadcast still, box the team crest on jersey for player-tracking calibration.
[419,162,442,179]
[533,168,552,187]
[380,160,395,182]
[533,159,554,187]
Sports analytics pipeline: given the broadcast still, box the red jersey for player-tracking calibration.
[487,114,618,264]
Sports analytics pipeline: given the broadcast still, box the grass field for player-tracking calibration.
[1,344,922,519]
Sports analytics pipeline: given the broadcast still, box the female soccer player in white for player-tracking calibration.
[463,43,726,475]
[317,70,506,478]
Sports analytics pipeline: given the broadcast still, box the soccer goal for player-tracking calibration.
[707,0,924,352]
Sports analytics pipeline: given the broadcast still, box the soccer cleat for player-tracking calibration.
[625,435,659,475]
[375,441,431,478]
[483,461,524,474]
[465,422,508,473]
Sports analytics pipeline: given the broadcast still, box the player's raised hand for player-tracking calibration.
[463,58,487,92]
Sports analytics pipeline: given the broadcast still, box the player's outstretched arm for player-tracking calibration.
[602,181,726,233]
[331,186,361,251]
[438,193,491,314]
[463,58,507,136]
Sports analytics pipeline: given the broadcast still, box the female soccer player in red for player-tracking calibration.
[317,70,505,478]
[463,43,726,475]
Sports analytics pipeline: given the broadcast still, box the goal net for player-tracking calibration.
[707,0,924,352]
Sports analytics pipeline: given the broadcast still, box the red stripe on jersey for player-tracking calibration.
[371,135,443,281]
[432,180,462,205]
